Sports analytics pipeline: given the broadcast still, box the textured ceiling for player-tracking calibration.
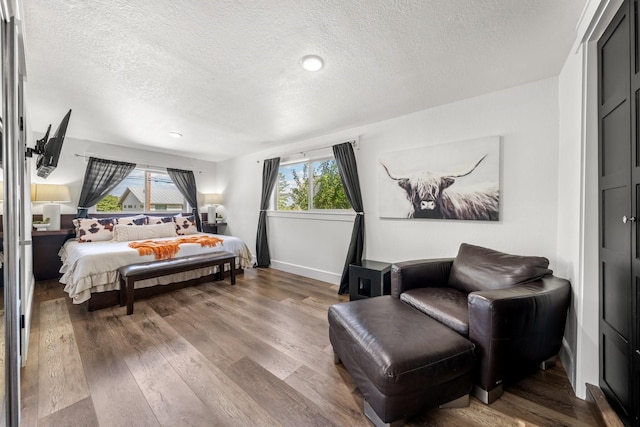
[22,0,586,162]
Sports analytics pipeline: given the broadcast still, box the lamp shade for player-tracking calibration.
[204,193,224,205]
[31,184,71,203]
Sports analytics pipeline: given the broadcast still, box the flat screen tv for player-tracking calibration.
[36,109,71,178]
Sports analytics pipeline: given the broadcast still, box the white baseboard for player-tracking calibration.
[270,260,341,285]
[559,337,577,395]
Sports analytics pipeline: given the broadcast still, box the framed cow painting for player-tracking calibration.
[378,136,500,220]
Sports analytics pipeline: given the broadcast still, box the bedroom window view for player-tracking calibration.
[277,158,350,210]
[95,169,187,212]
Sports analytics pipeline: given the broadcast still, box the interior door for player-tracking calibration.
[598,0,638,424]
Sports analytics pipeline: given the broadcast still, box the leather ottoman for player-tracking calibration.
[328,296,475,426]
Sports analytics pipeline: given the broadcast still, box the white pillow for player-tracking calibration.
[174,215,198,235]
[117,215,148,225]
[73,218,115,242]
[147,215,174,225]
[114,223,177,242]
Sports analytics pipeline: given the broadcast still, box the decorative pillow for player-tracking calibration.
[117,215,148,225]
[174,215,198,235]
[73,218,116,242]
[113,223,177,242]
[147,216,175,225]
[448,243,552,293]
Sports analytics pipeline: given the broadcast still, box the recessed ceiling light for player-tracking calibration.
[168,131,183,138]
[301,55,324,72]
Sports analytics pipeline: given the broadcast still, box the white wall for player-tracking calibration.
[361,78,560,264]
[556,40,585,391]
[555,0,623,400]
[220,77,561,283]
[28,136,219,215]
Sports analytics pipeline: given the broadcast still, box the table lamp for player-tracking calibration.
[31,184,71,231]
[204,193,224,222]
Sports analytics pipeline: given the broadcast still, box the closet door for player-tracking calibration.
[598,1,636,425]
[631,0,640,421]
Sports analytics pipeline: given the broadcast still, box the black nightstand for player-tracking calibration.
[202,221,227,234]
[349,260,392,301]
[32,229,74,281]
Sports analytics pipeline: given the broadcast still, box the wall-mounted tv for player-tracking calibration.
[35,109,71,178]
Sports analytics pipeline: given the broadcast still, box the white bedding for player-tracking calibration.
[59,233,254,304]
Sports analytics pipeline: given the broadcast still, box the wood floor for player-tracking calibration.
[18,268,598,426]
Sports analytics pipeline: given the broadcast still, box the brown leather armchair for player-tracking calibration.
[391,243,571,404]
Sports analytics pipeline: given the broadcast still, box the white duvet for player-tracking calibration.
[59,233,254,304]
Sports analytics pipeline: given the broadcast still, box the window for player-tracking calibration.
[276,158,350,211]
[95,169,188,213]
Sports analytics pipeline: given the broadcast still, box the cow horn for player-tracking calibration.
[380,162,402,181]
[449,154,488,178]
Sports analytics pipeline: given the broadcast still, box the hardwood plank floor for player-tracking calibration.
[20,268,598,426]
[37,298,90,418]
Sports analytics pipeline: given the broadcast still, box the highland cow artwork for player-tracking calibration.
[378,136,500,220]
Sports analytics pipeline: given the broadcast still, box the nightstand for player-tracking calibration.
[349,260,392,301]
[32,229,74,281]
[202,221,227,234]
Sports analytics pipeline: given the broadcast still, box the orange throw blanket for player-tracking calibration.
[128,236,224,260]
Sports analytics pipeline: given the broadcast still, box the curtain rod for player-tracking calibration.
[276,138,359,161]
[74,153,202,174]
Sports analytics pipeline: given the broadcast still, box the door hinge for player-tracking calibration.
[19,116,23,131]
[20,314,24,329]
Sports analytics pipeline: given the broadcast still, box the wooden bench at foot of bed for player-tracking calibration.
[118,251,236,315]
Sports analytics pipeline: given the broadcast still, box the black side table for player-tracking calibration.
[349,260,392,301]
[202,221,227,234]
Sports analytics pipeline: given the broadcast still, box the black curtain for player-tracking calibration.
[256,157,280,267]
[77,157,136,218]
[167,168,202,231]
[333,142,364,294]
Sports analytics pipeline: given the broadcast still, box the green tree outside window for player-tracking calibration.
[277,158,350,210]
[96,194,122,212]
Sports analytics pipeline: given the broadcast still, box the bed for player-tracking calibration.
[59,232,254,308]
